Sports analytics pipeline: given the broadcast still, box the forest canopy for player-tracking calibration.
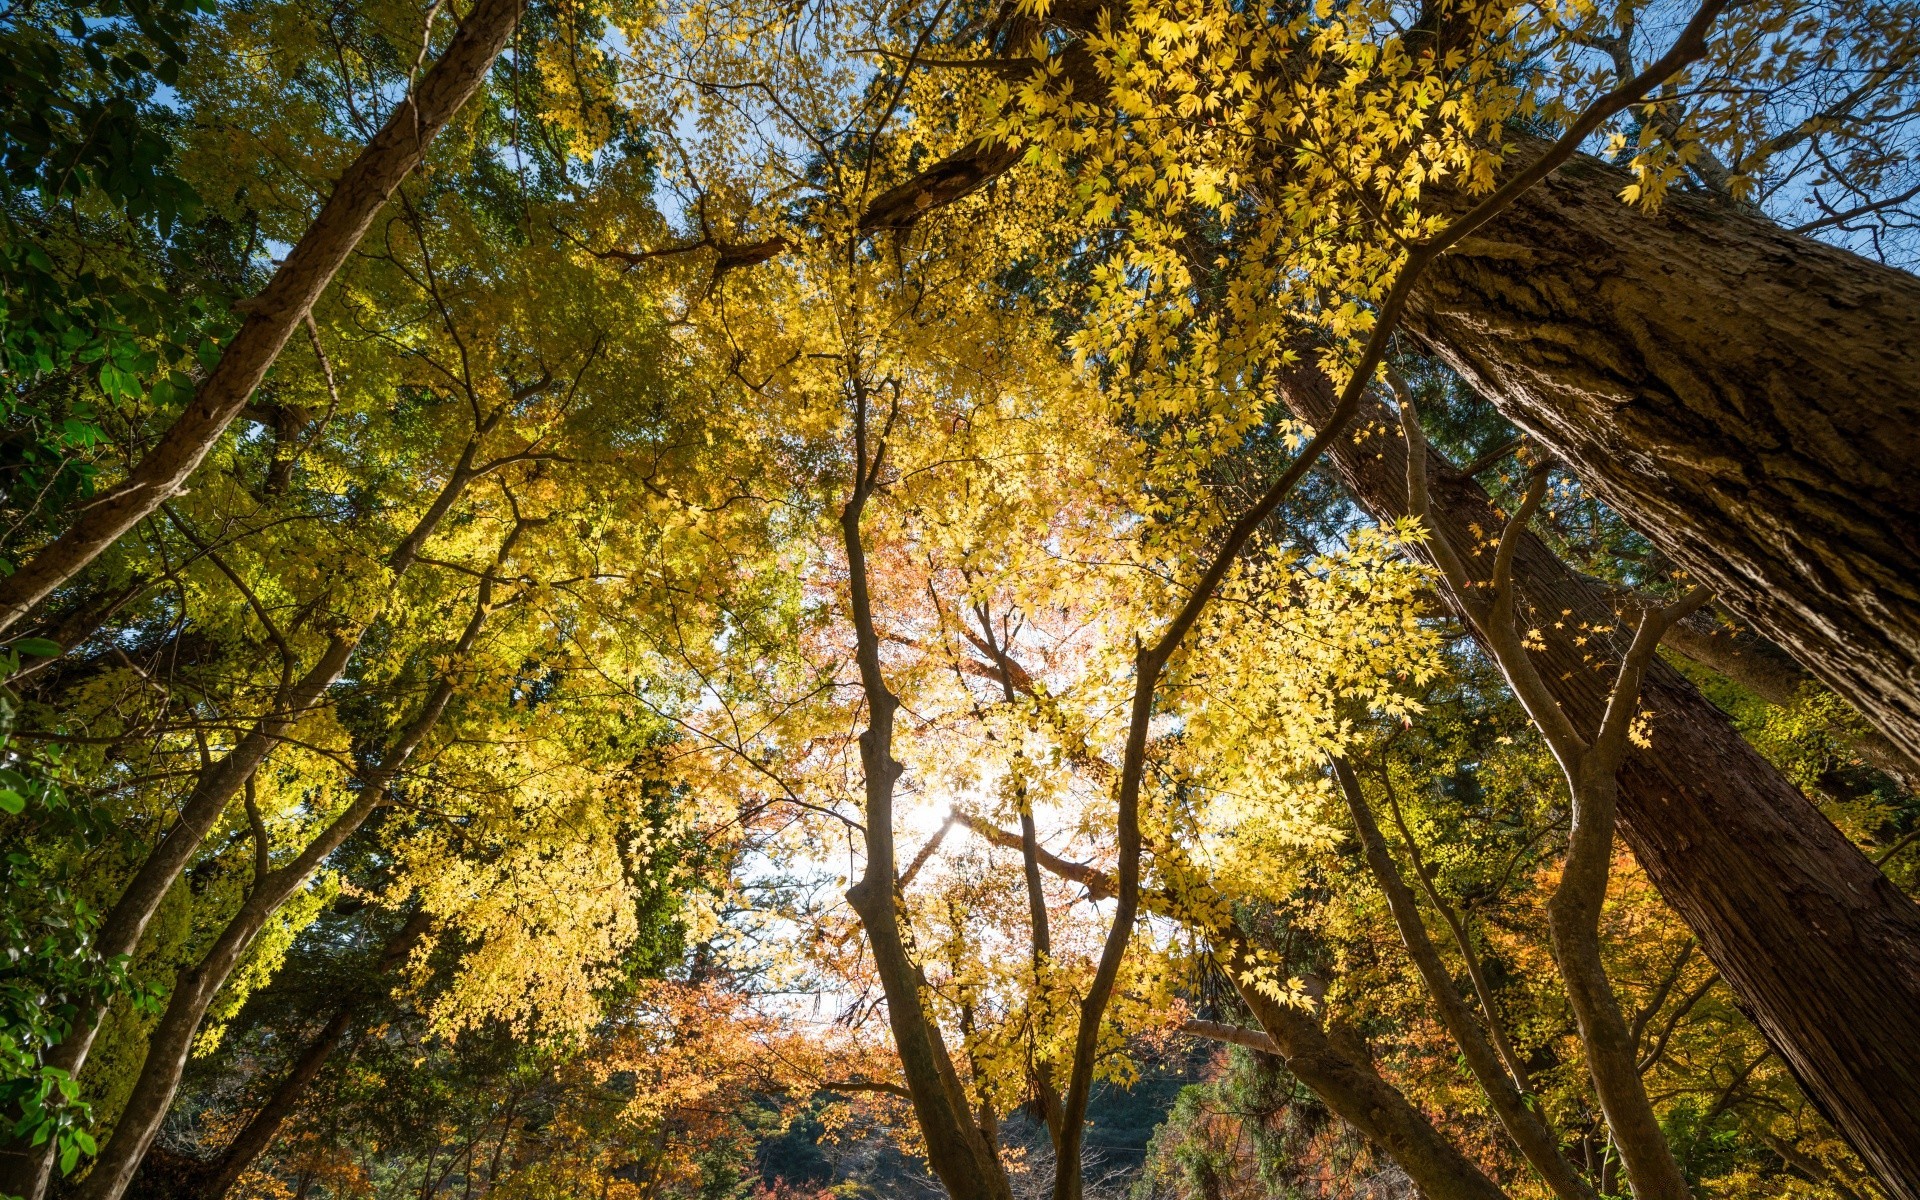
[2,0,1919,1198]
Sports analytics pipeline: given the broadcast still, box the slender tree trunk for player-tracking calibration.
[74,527,520,1200]
[75,794,389,1200]
[192,912,433,1200]
[1404,139,1920,772]
[1276,364,1920,1200]
[0,437,495,1200]
[192,1008,352,1199]
[0,633,352,1200]
[1333,760,1597,1200]
[840,483,1013,1200]
[969,816,1514,1200]
[0,0,525,637]
[1218,936,1513,1200]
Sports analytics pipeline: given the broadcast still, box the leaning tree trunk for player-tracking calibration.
[0,0,526,637]
[1277,363,1920,1200]
[1404,139,1920,772]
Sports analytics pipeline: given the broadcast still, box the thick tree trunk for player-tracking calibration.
[1277,365,1920,1200]
[1404,142,1920,772]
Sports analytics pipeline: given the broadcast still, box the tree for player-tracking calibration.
[845,0,1920,770]
[1271,358,1920,1197]
[0,0,527,638]
[1401,144,1920,771]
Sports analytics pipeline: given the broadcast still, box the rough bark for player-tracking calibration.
[1277,364,1920,1200]
[0,0,525,636]
[1403,140,1920,772]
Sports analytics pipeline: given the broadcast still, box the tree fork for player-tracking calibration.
[964,817,1516,1200]
[839,431,1015,1200]
[1275,361,1920,1200]
[1404,138,1920,771]
[75,520,528,1200]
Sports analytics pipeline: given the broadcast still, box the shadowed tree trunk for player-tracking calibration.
[170,912,435,1200]
[0,425,501,1200]
[960,815,1516,1200]
[1404,140,1920,772]
[1275,362,1920,1200]
[840,433,1014,1200]
[864,69,1920,771]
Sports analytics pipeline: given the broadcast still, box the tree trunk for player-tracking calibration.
[0,0,525,637]
[1333,760,1597,1200]
[840,494,1014,1200]
[0,434,495,1200]
[74,524,517,1200]
[192,911,432,1200]
[1404,141,1920,773]
[1277,363,1920,1200]
[1219,937,1513,1200]
[971,816,1515,1200]
[193,1007,351,1200]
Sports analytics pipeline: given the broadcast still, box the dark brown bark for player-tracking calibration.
[1276,363,1920,1200]
[1402,140,1920,773]
[0,0,525,637]
[1635,600,1918,789]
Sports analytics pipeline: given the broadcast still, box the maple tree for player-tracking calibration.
[1,0,1918,1200]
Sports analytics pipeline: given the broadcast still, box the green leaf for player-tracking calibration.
[10,639,60,658]
[0,791,23,816]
